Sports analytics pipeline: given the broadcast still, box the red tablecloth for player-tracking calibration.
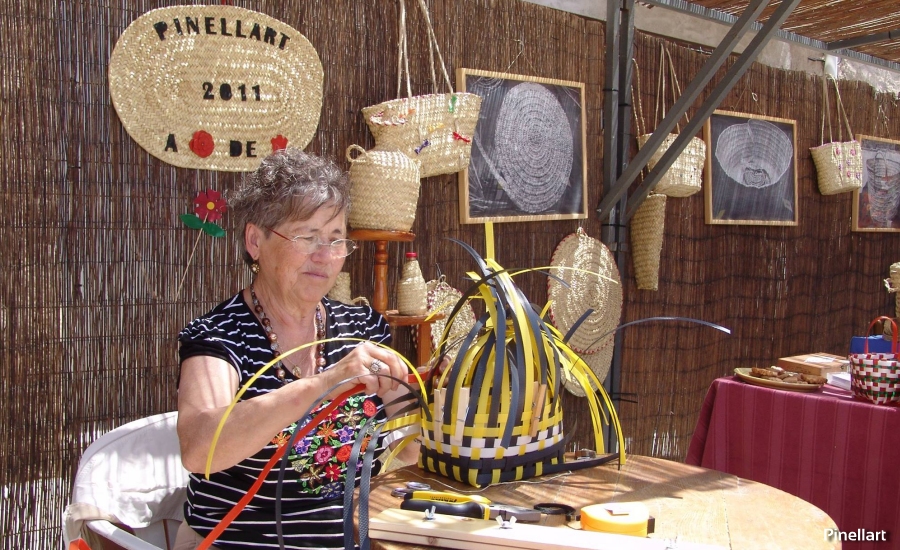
[686,376,900,549]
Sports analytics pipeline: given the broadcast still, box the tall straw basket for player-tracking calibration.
[346,145,420,232]
[633,47,705,198]
[810,75,863,195]
[361,0,481,178]
[630,193,667,291]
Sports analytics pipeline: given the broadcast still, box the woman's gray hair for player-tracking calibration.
[230,147,351,265]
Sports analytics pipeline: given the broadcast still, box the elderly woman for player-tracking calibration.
[174,148,409,549]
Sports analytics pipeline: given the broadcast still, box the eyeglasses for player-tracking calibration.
[266,227,358,258]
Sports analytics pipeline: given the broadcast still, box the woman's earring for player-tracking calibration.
[250,261,260,274]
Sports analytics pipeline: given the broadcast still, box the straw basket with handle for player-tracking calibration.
[809,75,863,195]
[849,316,900,406]
[346,144,420,232]
[633,47,706,198]
[361,0,482,178]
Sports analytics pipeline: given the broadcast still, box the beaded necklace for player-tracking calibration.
[250,284,327,383]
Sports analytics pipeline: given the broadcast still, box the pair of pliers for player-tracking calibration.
[400,490,542,522]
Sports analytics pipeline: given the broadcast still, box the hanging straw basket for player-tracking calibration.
[810,75,863,195]
[630,193,667,291]
[885,262,900,318]
[346,145,421,232]
[634,47,705,198]
[362,0,482,178]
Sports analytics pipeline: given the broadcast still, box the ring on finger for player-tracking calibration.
[369,359,386,374]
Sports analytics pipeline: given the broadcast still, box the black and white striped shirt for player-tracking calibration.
[178,293,392,549]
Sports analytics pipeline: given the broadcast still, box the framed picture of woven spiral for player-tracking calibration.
[852,135,900,232]
[457,68,588,224]
[704,110,798,226]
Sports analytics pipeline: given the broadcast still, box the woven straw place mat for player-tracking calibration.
[547,228,622,394]
[426,278,476,363]
[109,6,323,171]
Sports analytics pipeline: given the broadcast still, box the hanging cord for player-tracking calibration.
[820,71,833,146]
[396,0,411,99]
[653,44,690,135]
[831,75,854,141]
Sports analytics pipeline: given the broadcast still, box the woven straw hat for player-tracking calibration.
[109,6,323,172]
[547,228,622,395]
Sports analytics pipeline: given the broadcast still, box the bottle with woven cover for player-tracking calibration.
[397,252,427,315]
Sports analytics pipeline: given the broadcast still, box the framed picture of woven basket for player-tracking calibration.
[456,68,588,224]
[852,135,900,232]
[704,110,798,226]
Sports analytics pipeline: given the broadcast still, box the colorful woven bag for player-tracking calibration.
[361,0,481,178]
[850,316,900,406]
[810,75,863,195]
[417,240,625,488]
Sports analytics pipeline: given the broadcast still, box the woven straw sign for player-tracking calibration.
[109,6,323,172]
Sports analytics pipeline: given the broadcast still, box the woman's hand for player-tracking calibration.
[323,342,408,397]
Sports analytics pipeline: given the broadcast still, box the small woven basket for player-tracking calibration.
[630,193,667,291]
[850,317,900,406]
[362,92,482,178]
[810,75,863,195]
[633,47,705,198]
[346,145,420,232]
[636,133,706,198]
[362,0,481,178]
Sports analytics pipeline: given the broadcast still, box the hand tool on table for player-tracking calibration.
[400,490,542,522]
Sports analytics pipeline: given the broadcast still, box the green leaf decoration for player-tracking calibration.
[180,213,205,229]
[202,222,226,238]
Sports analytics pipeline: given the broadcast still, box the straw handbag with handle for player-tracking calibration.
[634,47,706,198]
[361,0,481,178]
[346,145,420,232]
[810,75,863,195]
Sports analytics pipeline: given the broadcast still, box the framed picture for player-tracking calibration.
[852,135,900,232]
[457,68,587,224]
[704,110,798,226]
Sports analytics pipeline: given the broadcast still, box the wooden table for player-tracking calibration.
[363,455,839,549]
[687,376,899,550]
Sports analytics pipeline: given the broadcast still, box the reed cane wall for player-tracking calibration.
[1,0,898,546]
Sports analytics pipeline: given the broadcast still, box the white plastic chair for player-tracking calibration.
[63,412,190,550]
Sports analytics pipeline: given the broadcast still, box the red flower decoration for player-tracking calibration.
[193,189,227,222]
[336,445,352,463]
[362,399,377,418]
[271,134,289,152]
[189,130,215,158]
[325,463,342,481]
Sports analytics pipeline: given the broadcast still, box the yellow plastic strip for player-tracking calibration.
[484,222,495,260]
